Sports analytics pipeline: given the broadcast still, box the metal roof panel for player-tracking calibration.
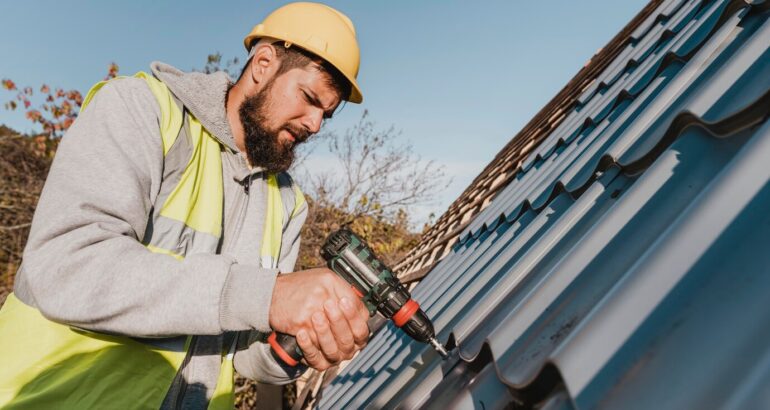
[317,2,770,408]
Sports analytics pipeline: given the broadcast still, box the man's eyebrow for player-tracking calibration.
[305,88,336,119]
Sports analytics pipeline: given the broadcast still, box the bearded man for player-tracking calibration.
[0,3,370,409]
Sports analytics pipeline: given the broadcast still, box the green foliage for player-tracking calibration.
[298,197,420,271]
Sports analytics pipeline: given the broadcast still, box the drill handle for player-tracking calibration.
[268,332,303,367]
[267,284,368,367]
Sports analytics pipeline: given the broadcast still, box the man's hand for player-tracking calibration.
[269,268,370,370]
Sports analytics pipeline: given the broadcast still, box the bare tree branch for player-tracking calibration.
[0,223,31,231]
[296,110,451,224]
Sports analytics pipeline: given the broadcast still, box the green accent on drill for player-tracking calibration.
[330,234,399,315]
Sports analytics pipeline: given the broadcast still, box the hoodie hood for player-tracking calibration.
[151,61,239,153]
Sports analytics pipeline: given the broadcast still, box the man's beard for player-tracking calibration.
[238,79,309,173]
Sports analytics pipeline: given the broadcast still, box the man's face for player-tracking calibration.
[239,63,341,173]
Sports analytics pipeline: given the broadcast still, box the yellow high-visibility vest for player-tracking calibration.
[0,73,305,409]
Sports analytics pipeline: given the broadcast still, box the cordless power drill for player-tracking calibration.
[268,228,449,367]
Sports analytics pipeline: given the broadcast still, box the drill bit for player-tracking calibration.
[429,337,449,359]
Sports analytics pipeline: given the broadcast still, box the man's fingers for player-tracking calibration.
[323,273,370,344]
[270,269,371,370]
[324,299,355,357]
[312,311,342,363]
[340,297,370,346]
[330,276,364,306]
[297,329,330,371]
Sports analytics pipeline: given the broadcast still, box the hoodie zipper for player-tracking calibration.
[172,169,254,409]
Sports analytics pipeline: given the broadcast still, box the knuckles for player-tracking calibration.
[276,268,374,370]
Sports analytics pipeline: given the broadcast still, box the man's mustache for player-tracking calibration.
[284,125,311,145]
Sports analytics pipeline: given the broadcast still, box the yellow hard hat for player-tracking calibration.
[244,2,363,103]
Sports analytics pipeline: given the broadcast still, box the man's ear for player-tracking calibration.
[249,42,277,85]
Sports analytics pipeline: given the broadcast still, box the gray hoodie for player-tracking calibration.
[13,62,307,407]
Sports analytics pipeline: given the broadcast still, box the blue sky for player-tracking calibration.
[0,0,647,225]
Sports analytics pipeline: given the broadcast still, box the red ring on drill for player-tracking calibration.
[392,299,420,327]
[268,332,299,367]
[351,284,364,298]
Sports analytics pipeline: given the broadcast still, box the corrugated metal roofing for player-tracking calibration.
[392,1,668,282]
[317,0,770,409]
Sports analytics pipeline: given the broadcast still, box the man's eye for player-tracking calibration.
[302,90,332,120]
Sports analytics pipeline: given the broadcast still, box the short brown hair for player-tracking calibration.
[238,41,352,101]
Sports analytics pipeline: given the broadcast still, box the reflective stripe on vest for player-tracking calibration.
[0,72,305,409]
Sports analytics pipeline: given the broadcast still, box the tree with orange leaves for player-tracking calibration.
[2,63,119,138]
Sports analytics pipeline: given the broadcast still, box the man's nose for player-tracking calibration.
[302,109,324,134]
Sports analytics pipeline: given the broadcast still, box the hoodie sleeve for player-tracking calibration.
[13,77,277,337]
[233,198,309,383]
